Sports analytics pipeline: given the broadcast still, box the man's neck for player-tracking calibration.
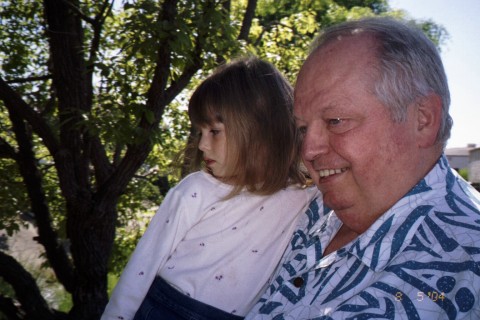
[323,224,359,256]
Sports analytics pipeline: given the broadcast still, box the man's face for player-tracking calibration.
[294,35,421,232]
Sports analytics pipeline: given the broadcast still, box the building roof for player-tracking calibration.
[445,144,477,157]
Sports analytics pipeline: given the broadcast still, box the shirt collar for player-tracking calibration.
[343,154,450,271]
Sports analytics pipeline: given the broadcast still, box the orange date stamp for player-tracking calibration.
[395,291,445,302]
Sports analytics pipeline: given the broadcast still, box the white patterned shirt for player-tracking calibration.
[246,155,480,319]
[101,170,319,319]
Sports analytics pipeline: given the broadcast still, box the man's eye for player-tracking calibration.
[328,118,342,126]
[327,117,355,134]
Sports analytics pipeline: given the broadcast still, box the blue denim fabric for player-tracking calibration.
[133,277,244,320]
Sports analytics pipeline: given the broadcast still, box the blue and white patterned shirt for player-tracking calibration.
[246,155,480,319]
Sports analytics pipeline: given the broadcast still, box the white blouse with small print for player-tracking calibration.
[101,170,319,319]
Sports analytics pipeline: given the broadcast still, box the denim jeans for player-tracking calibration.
[133,276,244,320]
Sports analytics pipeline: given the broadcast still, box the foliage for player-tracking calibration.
[0,0,447,318]
[459,168,469,181]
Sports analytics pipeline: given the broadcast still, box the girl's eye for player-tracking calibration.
[210,129,220,136]
[296,126,307,138]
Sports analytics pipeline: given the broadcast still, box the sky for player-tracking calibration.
[389,0,480,149]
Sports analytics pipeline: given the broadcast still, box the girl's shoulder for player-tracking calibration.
[170,171,233,195]
[284,183,321,200]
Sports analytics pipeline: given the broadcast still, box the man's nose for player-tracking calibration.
[302,125,329,162]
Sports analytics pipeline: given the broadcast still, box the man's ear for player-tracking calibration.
[416,93,442,148]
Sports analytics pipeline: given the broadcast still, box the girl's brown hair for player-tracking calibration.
[187,56,305,196]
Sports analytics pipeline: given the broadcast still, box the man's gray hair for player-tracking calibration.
[310,17,452,147]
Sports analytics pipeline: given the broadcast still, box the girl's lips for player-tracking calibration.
[204,159,215,166]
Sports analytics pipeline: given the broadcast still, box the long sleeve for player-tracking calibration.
[102,171,318,318]
[101,188,193,320]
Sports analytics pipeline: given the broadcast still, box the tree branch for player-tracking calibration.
[60,0,95,24]
[0,251,67,319]
[5,74,52,84]
[85,1,115,186]
[164,17,205,106]
[87,1,113,69]
[0,136,17,159]
[238,0,257,41]
[0,295,23,320]
[8,109,75,292]
[0,76,60,156]
[89,135,114,185]
[95,0,180,204]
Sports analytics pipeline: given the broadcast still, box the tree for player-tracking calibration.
[0,0,446,319]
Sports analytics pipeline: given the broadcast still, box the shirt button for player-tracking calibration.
[293,277,304,288]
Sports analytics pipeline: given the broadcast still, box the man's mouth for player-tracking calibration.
[318,168,347,178]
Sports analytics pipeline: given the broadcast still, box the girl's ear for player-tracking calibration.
[416,93,442,148]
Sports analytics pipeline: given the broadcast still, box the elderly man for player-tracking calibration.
[246,17,480,319]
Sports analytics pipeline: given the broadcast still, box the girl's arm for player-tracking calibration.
[101,188,190,320]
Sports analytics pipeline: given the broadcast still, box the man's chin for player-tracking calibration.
[323,194,354,213]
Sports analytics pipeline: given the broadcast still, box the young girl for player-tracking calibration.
[101,57,318,320]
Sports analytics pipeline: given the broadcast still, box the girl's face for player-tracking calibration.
[197,122,231,181]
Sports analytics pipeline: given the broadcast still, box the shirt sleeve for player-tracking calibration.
[101,187,195,320]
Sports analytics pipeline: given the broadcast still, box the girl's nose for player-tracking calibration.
[198,134,210,152]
